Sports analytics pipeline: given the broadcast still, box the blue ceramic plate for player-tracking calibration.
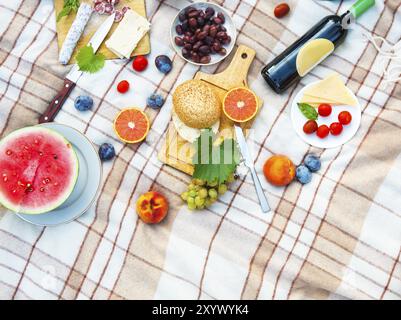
[16,123,102,226]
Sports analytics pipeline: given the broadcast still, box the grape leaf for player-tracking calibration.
[297,103,318,120]
[192,129,240,184]
[57,0,80,22]
[76,44,105,73]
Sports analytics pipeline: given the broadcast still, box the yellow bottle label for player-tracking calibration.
[296,38,335,77]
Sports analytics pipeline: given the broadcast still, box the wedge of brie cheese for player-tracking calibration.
[172,111,220,143]
[105,9,150,59]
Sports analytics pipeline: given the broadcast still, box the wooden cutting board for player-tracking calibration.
[54,0,151,64]
[158,45,263,176]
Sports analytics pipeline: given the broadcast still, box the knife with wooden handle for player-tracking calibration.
[39,13,116,123]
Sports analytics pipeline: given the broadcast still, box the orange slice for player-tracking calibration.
[113,108,150,143]
[223,87,258,123]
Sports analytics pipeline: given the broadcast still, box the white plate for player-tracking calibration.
[170,2,237,66]
[290,82,361,149]
[16,123,102,226]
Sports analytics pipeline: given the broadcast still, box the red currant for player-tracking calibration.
[117,80,130,93]
[132,55,148,72]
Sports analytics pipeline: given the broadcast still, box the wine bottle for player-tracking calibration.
[261,0,375,93]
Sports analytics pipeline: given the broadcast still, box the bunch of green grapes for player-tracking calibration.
[180,174,235,211]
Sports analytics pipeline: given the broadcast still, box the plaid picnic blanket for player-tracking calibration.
[0,0,400,300]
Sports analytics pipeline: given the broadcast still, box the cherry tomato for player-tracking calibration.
[338,111,352,125]
[330,122,343,136]
[317,125,330,139]
[274,3,290,18]
[318,103,332,117]
[117,80,130,93]
[132,55,148,72]
[303,120,318,134]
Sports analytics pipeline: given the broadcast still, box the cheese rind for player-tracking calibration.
[105,9,150,59]
[301,73,357,106]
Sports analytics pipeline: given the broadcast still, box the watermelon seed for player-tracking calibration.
[34,139,39,144]
[2,173,6,177]
[6,150,12,156]
[17,181,25,187]
[25,183,33,193]
[39,151,43,156]
[3,177,7,182]
[24,145,29,150]
[53,154,58,160]
[54,182,59,186]
[40,187,44,192]
[12,190,16,194]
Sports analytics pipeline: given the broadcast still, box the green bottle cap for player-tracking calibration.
[350,0,375,19]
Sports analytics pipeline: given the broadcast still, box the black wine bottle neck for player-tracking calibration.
[339,11,355,30]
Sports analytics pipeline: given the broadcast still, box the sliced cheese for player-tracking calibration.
[303,73,357,106]
[300,94,339,105]
[105,9,150,59]
[172,111,219,143]
[296,39,334,77]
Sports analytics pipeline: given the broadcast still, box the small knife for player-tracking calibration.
[39,13,116,123]
[234,125,271,213]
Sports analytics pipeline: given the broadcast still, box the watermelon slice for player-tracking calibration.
[0,127,79,214]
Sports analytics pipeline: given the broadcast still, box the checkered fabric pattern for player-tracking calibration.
[0,0,400,300]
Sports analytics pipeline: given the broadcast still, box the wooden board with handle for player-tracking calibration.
[54,0,150,64]
[158,45,263,176]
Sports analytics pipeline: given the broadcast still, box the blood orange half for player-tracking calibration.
[114,108,150,143]
[223,87,258,123]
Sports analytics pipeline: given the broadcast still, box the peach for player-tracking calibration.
[263,155,295,187]
[136,191,169,224]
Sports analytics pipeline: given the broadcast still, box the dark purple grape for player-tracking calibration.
[175,25,183,35]
[188,10,200,18]
[182,48,191,59]
[175,36,184,46]
[181,20,189,31]
[205,7,215,19]
[199,45,211,55]
[213,17,223,25]
[217,12,225,23]
[179,12,186,22]
[204,36,214,46]
[200,55,211,64]
[197,17,205,27]
[188,17,197,28]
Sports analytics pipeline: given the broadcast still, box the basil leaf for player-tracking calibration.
[297,103,318,120]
